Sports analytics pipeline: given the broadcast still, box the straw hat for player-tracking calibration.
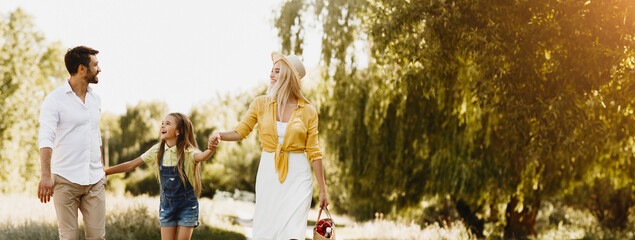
[271,51,306,80]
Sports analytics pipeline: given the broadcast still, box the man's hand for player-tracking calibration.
[38,176,54,203]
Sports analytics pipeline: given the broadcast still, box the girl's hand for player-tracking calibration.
[208,134,220,151]
[207,137,215,151]
[319,191,329,209]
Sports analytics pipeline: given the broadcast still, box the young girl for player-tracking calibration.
[105,112,217,240]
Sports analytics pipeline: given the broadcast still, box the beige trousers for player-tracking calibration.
[53,175,106,240]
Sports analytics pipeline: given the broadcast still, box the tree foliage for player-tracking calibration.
[102,88,267,197]
[0,9,66,193]
[117,101,168,163]
[276,0,635,237]
[190,86,267,193]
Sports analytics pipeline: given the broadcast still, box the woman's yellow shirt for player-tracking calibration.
[234,96,323,183]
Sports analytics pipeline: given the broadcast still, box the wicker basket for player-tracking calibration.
[313,207,336,240]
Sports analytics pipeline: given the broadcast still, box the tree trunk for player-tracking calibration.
[586,178,635,229]
[455,199,485,238]
[504,195,540,239]
[607,188,633,229]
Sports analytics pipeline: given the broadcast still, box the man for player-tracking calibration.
[38,46,106,240]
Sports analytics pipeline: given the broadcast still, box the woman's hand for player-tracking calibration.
[319,191,329,209]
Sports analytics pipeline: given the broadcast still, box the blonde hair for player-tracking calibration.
[156,112,203,197]
[268,60,309,119]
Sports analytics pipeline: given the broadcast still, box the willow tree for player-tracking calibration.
[276,0,635,238]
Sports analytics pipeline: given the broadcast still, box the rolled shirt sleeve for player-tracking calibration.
[305,111,323,162]
[234,97,261,140]
[38,95,59,149]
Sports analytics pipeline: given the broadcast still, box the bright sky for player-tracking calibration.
[0,0,322,114]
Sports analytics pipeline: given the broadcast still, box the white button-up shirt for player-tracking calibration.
[38,81,104,185]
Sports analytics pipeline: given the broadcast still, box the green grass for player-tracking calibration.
[0,203,245,240]
[0,222,245,240]
[14,193,633,239]
[0,221,58,240]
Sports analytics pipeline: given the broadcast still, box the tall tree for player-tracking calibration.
[276,0,635,238]
[0,9,66,193]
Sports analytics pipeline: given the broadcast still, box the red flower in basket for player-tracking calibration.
[323,221,331,228]
[314,207,335,239]
[315,219,334,237]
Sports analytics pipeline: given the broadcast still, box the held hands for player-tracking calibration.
[194,134,221,162]
[208,133,221,151]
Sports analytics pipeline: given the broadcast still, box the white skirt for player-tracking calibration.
[252,151,313,240]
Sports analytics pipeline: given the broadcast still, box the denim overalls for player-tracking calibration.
[158,152,199,227]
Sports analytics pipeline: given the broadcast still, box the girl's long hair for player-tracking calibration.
[156,112,202,197]
[267,60,309,119]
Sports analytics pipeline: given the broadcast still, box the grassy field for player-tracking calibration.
[8,192,635,240]
[0,193,246,240]
[3,192,635,239]
[0,192,476,240]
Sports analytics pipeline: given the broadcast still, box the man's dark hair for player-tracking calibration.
[64,46,99,75]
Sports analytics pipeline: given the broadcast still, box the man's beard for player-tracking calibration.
[85,69,98,83]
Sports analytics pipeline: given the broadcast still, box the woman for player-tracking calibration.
[211,52,328,239]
